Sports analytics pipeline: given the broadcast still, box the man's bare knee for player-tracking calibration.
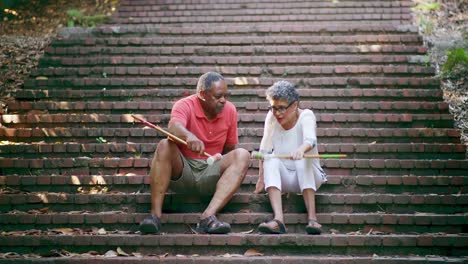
[220,148,250,180]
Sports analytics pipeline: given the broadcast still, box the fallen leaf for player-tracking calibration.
[116,247,129,256]
[240,229,254,234]
[104,250,118,258]
[244,249,263,257]
[97,228,107,235]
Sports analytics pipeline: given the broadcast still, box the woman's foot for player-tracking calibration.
[258,219,286,234]
[305,219,322,235]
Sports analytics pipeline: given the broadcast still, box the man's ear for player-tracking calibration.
[198,90,206,101]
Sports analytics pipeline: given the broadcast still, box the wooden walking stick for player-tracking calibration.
[131,115,222,165]
[251,150,347,160]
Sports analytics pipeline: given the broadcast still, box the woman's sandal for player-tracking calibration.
[196,215,231,234]
[258,219,286,234]
[305,219,322,235]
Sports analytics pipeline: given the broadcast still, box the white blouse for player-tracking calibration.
[260,109,318,170]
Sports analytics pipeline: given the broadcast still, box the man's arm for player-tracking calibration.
[222,144,236,154]
[168,121,205,155]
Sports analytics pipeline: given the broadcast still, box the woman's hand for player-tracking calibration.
[290,149,305,160]
[254,176,265,194]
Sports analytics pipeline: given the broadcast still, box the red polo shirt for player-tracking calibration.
[169,95,238,159]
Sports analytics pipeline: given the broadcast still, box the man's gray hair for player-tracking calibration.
[265,80,299,104]
[196,72,225,93]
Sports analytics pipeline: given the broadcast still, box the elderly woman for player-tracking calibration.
[254,80,327,234]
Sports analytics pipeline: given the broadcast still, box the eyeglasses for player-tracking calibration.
[268,101,296,114]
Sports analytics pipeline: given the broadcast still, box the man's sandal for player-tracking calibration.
[258,219,286,234]
[139,215,162,234]
[196,215,231,234]
[305,219,322,235]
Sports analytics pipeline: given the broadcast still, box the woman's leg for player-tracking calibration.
[303,188,322,234]
[267,186,284,223]
[303,188,319,222]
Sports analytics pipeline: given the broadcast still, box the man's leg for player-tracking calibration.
[150,139,184,217]
[201,148,250,219]
[140,139,183,234]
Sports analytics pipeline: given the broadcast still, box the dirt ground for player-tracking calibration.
[0,0,466,144]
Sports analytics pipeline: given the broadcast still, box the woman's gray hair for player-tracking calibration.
[265,80,300,104]
[196,72,224,94]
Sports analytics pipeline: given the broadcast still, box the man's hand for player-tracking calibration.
[186,134,205,155]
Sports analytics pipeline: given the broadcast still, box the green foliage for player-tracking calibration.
[440,47,468,83]
[66,9,109,27]
[413,2,441,12]
[418,16,435,34]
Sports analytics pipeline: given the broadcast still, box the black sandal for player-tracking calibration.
[139,215,162,234]
[258,219,286,234]
[305,219,322,235]
[196,215,231,234]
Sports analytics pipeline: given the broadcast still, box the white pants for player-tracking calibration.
[263,158,327,193]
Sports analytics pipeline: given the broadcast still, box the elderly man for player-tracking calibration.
[139,72,250,234]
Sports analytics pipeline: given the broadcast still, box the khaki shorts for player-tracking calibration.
[169,155,222,195]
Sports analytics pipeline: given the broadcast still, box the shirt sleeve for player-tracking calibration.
[301,110,318,148]
[225,103,238,145]
[169,99,190,127]
[259,110,274,153]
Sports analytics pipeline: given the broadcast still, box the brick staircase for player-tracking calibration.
[1,0,467,262]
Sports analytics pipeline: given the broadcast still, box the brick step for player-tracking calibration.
[0,143,464,159]
[23,77,439,90]
[1,128,462,144]
[110,15,411,25]
[117,0,413,10]
[0,192,466,214]
[2,174,465,195]
[0,233,466,257]
[2,256,467,264]
[117,2,413,12]
[1,157,467,176]
[53,24,419,38]
[39,55,428,68]
[13,88,444,102]
[29,65,436,79]
[46,35,423,50]
[1,113,455,129]
[45,44,427,58]
[1,212,466,234]
[7,101,450,115]
[114,7,410,17]
[118,0,412,6]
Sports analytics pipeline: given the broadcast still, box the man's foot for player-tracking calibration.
[305,219,322,235]
[196,215,231,234]
[258,219,286,234]
[139,215,161,234]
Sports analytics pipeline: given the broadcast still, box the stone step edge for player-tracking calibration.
[13,89,444,100]
[1,113,456,124]
[1,212,466,226]
[2,255,467,264]
[1,143,464,155]
[0,233,466,247]
[56,24,420,38]
[1,158,467,170]
[0,193,466,206]
[1,175,466,187]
